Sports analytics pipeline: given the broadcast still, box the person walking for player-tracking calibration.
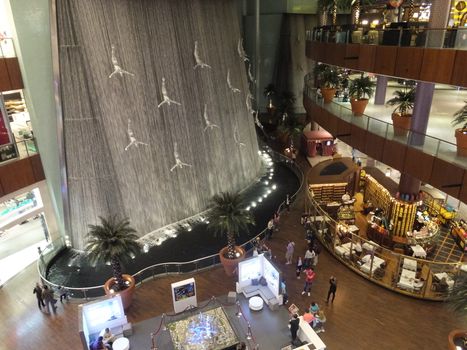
[33,282,45,311]
[289,313,300,343]
[273,211,280,231]
[285,241,295,264]
[42,285,57,314]
[266,218,274,240]
[296,256,303,279]
[304,248,315,268]
[285,194,291,212]
[326,276,337,303]
[301,266,316,296]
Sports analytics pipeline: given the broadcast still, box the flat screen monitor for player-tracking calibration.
[173,282,196,301]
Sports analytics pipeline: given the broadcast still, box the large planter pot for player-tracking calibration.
[219,246,246,276]
[103,274,136,310]
[350,98,369,116]
[448,329,467,350]
[455,128,467,157]
[321,88,336,104]
[391,113,412,136]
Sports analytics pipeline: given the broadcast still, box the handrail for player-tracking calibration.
[303,87,467,170]
[36,149,305,299]
[0,137,39,163]
[305,181,463,300]
[307,26,467,50]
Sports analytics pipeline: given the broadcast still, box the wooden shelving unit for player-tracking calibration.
[309,183,347,203]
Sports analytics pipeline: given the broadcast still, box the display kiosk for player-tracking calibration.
[171,277,197,313]
[236,254,282,309]
[78,295,131,350]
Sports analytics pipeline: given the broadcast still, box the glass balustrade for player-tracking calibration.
[304,89,467,170]
[307,27,467,50]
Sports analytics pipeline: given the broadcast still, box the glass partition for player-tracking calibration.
[306,188,461,300]
[304,89,467,171]
[307,27,467,50]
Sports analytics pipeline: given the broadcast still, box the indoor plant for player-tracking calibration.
[264,83,277,116]
[348,74,375,116]
[278,113,304,154]
[207,191,255,276]
[452,101,467,157]
[85,215,141,309]
[386,87,415,136]
[320,66,340,104]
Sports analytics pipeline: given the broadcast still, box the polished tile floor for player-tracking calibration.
[0,157,466,350]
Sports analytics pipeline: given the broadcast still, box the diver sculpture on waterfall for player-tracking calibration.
[170,142,192,172]
[203,104,219,132]
[109,45,135,79]
[125,119,148,151]
[158,77,181,108]
[234,125,245,148]
[193,41,211,69]
[237,38,249,62]
[227,69,240,93]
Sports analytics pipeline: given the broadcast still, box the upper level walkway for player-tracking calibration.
[306,27,467,88]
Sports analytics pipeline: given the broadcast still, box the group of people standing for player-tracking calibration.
[286,213,340,345]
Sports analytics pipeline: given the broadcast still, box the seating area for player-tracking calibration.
[359,254,386,276]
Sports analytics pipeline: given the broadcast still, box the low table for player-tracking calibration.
[113,337,130,350]
[248,296,264,311]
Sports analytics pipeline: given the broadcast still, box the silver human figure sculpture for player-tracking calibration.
[234,125,245,147]
[237,38,249,62]
[247,63,256,84]
[254,110,264,130]
[193,41,211,69]
[109,45,134,79]
[203,104,219,132]
[158,77,181,108]
[227,70,240,93]
[170,142,192,172]
[246,92,254,115]
[124,119,148,151]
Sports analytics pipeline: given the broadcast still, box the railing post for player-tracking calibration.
[84,289,88,300]
[398,29,403,47]
[435,139,441,157]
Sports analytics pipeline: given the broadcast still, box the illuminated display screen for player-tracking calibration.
[85,299,123,329]
[174,282,196,301]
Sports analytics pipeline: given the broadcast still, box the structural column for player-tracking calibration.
[409,82,435,146]
[374,75,388,105]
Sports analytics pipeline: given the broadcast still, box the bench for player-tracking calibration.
[236,282,282,310]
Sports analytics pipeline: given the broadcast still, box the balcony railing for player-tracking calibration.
[36,149,305,300]
[303,86,467,170]
[0,37,16,58]
[0,137,38,163]
[307,26,467,50]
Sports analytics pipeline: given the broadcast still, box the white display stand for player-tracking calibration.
[236,254,282,308]
[171,277,197,313]
[297,316,326,350]
[78,295,130,350]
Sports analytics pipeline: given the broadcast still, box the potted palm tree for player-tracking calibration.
[278,113,304,153]
[264,83,277,116]
[348,74,375,116]
[313,63,327,88]
[320,66,340,104]
[387,87,416,136]
[207,191,255,276]
[85,216,141,309]
[452,101,467,157]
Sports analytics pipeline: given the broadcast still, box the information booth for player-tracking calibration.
[236,254,283,309]
[78,295,132,350]
[302,130,334,157]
